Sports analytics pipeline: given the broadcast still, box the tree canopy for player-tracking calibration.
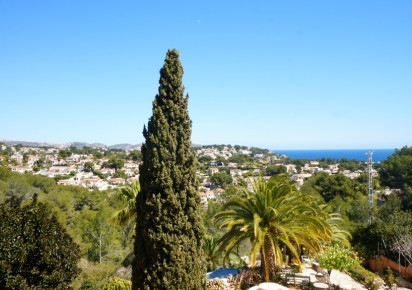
[379,146,412,190]
[214,175,332,280]
[264,165,287,176]
[133,49,206,289]
[0,167,134,288]
[351,194,412,260]
[210,172,233,189]
[0,195,81,289]
[318,244,361,274]
[301,172,363,203]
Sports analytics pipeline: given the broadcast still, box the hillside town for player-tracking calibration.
[0,143,381,201]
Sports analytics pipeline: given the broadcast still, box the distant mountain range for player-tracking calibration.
[0,139,204,150]
[0,139,142,151]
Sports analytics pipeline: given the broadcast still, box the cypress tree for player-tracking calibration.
[132,49,206,289]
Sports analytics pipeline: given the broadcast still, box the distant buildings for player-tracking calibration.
[1,143,377,197]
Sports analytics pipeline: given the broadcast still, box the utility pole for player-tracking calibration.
[366,151,374,223]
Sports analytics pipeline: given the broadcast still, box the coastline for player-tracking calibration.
[272,149,395,162]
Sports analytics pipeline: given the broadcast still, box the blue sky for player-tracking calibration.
[1,1,411,149]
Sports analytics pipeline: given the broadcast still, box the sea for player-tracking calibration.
[272,149,395,162]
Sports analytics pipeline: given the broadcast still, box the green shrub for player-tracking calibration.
[79,278,99,289]
[348,266,380,290]
[318,244,361,274]
[71,259,118,289]
[383,267,396,287]
[102,277,132,290]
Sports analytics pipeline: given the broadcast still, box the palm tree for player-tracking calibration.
[203,236,221,272]
[327,212,351,247]
[112,181,140,264]
[113,181,140,227]
[214,175,332,281]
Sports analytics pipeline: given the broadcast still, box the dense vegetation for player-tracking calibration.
[1,144,412,288]
[133,49,206,289]
[0,167,133,288]
[0,195,80,289]
[352,194,412,262]
[379,146,412,190]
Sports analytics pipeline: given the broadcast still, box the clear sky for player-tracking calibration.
[1,1,411,149]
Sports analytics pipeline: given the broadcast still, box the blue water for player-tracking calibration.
[273,149,395,162]
[206,268,241,279]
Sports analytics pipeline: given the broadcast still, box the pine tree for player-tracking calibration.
[0,195,81,289]
[132,49,206,289]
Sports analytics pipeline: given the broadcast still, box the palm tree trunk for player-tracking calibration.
[260,248,266,279]
[260,245,277,281]
[260,247,270,281]
[267,244,277,277]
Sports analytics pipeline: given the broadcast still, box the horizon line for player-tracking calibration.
[272,148,396,151]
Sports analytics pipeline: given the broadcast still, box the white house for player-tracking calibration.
[124,169,135,177]
[10,154,23,164]
[66,155,79,164]
[208,167,219,175]
[85,178,103,188]
[230,169,242,176]
[199,192,208,204]
[124,162,139,169]
[10,166,32,173]
[101,168,116,175]
[108,178,126,185]
[27,155,39,166]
